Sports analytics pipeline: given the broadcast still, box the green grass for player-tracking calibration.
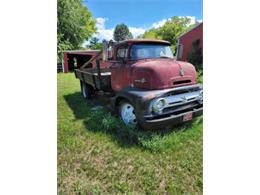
[58,73,203,195]
[197,70,203,84]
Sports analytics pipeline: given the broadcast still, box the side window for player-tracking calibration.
[116,46,128,60]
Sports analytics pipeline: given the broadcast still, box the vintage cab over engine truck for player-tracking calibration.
[74,39,203,129]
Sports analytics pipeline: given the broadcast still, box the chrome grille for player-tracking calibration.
[161,90,202,114]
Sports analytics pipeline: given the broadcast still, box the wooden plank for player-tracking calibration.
[80,51,102,70]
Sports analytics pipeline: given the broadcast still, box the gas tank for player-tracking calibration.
[131,59,197,90]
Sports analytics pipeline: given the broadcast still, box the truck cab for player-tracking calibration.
[110,39,197,91]
[74,39,203,130]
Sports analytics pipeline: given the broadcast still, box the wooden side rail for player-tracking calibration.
[80,51,102,70]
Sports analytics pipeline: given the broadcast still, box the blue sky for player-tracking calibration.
[84,0,203,40]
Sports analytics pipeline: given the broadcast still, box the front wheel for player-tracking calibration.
[119,101,138,127]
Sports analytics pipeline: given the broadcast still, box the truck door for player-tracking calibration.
[110,45,131,91]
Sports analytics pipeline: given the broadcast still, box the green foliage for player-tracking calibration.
[87,37,103,50]
[58,73,203,194]
[57,33,73,63]
[57,0,96,63]
[143,16,195,54]
[113,23,133,42]
[142,28,160,39]
[197,70,203,83]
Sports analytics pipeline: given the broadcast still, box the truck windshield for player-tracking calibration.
[130,44,173,60]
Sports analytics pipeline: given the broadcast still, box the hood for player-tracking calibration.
[131,59,197,90]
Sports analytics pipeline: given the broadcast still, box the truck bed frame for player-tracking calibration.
[74,67,112,92]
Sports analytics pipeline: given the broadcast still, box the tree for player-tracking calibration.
[113,24,133,42]
[57,0,96,63]
[142,28,160,39]
[142,16,193,54]
[157,17,192,54]
[87,37,103,50]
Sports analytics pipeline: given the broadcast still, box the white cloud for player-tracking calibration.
[96,28,114,41]
[95,17,107,30]
[87,16,203,44]
[186,16,196,25]
[93,17,146,41]
[151,16,202,29]
[152,18,169,28]
[129,27,146,38]
[93,17,114,41]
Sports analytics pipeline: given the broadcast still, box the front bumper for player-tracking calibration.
[140,107,202,130]
[114,84,203,130]
[135,84,203,129]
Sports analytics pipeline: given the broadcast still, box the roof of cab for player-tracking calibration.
[116,39,170,46]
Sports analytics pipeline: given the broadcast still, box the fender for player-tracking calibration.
[112,87,155,108]
[111,84,203,120]
[112,84,203,109]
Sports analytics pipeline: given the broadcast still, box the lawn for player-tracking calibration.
[58,73,203,195]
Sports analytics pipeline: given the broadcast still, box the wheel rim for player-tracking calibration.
[120,103,137,126]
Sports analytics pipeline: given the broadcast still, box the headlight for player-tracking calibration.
[152,98,167,113]
[199,90,203,103]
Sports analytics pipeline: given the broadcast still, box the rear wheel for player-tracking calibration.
[119,101,138,127]
[80,81,93,99]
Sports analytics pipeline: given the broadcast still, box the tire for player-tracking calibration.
[80,81,93,99]
[119,101,138,127]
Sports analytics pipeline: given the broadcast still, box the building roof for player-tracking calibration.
[178,22,203,39]
[63,50,101,55]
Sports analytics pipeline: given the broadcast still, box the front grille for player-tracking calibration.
[173,80,191,85]
[146,103,202,120]
[144,84,203,121]
[164,87,201,96]
[163,101,201,114]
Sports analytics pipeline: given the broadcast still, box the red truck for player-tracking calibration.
[74,39,203,129]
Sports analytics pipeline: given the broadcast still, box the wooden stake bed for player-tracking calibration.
[74,68,112,92]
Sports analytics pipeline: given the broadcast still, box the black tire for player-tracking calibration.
[80,81,93,99]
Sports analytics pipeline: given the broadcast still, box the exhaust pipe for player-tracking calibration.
[102,40,108,61]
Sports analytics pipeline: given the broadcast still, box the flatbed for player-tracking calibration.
[74,67,112,92]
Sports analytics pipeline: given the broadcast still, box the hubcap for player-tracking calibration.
[120,103,137,126]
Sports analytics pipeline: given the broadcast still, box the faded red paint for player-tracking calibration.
[116,39,170,45]
[66,39,197,92]
[63,53,69,73]
[73,39,202,129]
[132,59,196,89]
[178,23,203,61]
[110,58,196,91]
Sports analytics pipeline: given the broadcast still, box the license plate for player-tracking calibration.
[183,112,193,122]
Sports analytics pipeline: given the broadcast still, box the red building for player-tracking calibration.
[176,22,203,63]
[61,50,99,73]
[61,50,113,73]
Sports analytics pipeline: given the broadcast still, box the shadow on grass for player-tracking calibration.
[64,92,202,152]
